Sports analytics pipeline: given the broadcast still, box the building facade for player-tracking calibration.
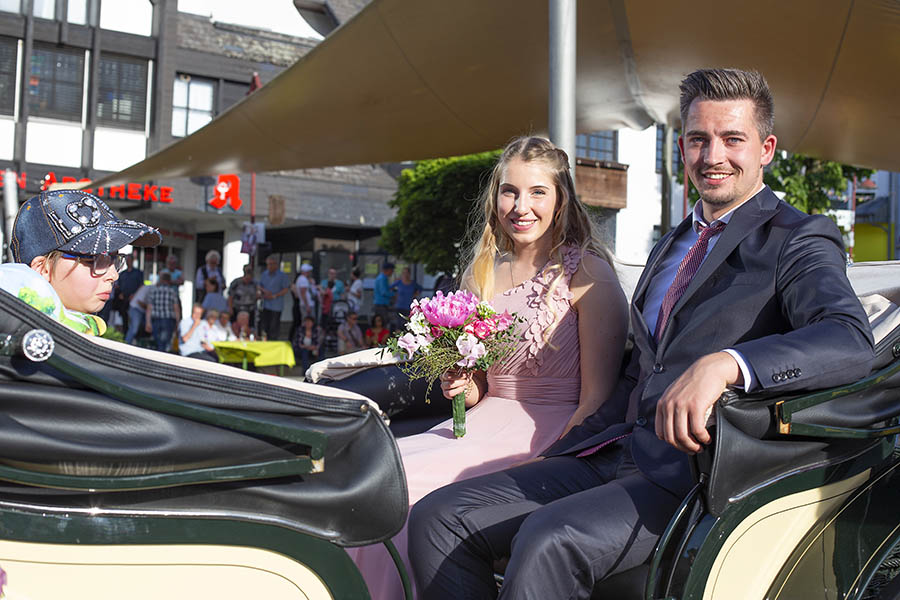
[0,0,399,317]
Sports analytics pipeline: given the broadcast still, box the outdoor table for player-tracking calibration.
[213,340,296,375]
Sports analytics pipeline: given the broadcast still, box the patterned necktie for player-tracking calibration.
[654,220,727,341]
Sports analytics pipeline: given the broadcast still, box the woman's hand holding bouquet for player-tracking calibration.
[385,290,521,437]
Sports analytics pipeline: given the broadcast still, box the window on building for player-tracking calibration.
[576,131,617,162]
[0,0,20,14]
[100,0,152,36]
[0,37,16,116]
[31,0,54,19]
[29,45,84,122]
[656,125,681,173]
[172,74,214,137]
[97,55,147,130]
[67,0,88,25]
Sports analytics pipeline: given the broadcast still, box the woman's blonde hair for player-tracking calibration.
[462,136,613,301]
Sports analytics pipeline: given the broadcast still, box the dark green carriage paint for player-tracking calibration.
[654,438,894,600]
[777,360,900,439]
[766,455,900,600]
[0,458,318,492]
[0,504,371,600]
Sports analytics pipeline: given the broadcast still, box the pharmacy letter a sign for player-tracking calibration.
[209,174,242,211]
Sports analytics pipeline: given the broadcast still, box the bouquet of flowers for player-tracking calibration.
[385,290,521,438]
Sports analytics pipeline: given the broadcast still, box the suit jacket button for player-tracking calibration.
[653,363,664,374]
[772,373,781,383]
[635,417,647,427]
[794,368,801,377]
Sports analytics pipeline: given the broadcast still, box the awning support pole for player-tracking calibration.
[2,169,17,262]
[661,125,674,235]
[549,0,576,172]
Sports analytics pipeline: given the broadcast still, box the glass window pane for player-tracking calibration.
[29,45,84,121]
[186,109,211,134]
[188,80,213,111]
[97,55,147,130]
[576,131,615,161]
[100,0,152,36]
[67,0,87,24]
[173,77,188,108]
[31,0,53,19]
[0,0,20,13]
[171,107,186,137]
[0,37,16,115]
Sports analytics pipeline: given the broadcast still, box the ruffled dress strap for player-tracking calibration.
[520,245,584,375]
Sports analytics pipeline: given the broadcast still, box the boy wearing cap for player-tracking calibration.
[2,190,160,335]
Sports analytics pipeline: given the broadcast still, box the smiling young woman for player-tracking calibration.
[348,137,630,600]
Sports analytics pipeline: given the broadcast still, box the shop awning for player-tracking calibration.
[95,0,900,187]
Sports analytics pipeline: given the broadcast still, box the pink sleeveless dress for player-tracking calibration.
[349,246,585,599]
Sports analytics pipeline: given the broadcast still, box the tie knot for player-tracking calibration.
[698,220,727,241]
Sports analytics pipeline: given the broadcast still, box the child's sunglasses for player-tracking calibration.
[60,252,128,277]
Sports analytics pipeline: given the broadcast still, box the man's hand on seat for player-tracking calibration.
[655,352,742,454]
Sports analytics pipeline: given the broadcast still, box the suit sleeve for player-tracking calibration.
[733,214,874,392]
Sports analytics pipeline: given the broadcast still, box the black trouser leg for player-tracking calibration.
[409,442,681,600]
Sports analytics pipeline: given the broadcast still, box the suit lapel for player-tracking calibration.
[657,188,781,349]
[632,216,691,310]
[630,217,692,342]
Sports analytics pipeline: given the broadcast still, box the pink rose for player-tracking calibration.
[470,319,494,339]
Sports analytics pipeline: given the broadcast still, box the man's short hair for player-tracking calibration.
[679,68,774,140]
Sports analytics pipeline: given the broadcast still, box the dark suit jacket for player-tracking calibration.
[544,187,875,497]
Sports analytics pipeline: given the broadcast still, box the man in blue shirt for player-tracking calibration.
[391,266,421,325]
[372,261,395,330]
[258,255,291,340]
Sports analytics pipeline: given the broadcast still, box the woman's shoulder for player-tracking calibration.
[569,248,619,287]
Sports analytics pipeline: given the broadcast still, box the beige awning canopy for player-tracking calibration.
[95,0,900,188]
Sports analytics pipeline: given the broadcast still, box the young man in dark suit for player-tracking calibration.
[408,68,876,599]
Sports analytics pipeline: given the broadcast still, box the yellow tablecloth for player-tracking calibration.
[213,340,296,370]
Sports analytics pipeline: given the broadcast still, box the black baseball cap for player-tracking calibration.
[11,190,161,265]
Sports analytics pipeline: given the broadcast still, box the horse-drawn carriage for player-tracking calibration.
[0,261,897,599]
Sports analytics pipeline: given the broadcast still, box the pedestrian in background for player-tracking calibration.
[195,250,223,302]
[125,283,150,345]
[293,315,323,372]
[258,255,290,340]
[347,266,363,313]
[337,311,364,354]
[324,267,345,300]
[112,257,144,332]
[372,261,395,329]
[201,277,228,314]
[145,271,181,352]
[391,266,421,326]
[227,264,259,327]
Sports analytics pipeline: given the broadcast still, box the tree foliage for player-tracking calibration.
[380,151,500,275]
[763,152,873,214]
